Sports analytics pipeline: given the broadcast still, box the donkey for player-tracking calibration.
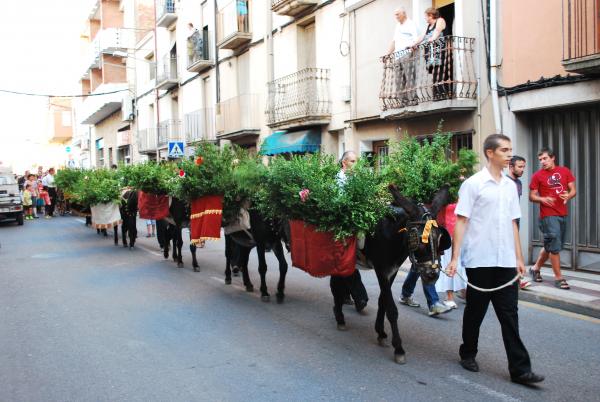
[225,209,289,303]
[159,197,189,269]
[119,189,138,249]
[330,184,451,364]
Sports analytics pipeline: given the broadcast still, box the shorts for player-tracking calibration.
[540,216,567,254]
[146,219,156,225]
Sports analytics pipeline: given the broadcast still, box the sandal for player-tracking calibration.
[529,267,543,282]
[555,279,570,290]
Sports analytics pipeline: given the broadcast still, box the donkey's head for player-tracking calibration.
[388,184,452,285]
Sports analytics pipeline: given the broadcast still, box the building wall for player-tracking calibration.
[101,0,124,28]
[499,0,567,88]
[93,111,123,168]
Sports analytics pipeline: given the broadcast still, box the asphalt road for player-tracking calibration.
[1,216,599,402]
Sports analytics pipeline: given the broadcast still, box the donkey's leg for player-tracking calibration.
[113,226,119,246]
[330,276,347,330]
[240,246,253,292]
[190,242,199,271]
[122,220,128,247]
[129,215,137,248]
[375,269,405,364]
[256,243,270,302]
[375,291,388,345]
[273,241,288,304]
[224,235,232,284]
[176,227,184,268]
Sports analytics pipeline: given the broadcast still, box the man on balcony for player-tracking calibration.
[387,7,418,107]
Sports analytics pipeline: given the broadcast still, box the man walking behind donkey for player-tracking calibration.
[446,134,544,385]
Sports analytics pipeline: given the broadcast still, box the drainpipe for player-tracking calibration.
[153,2,160,160]
[214,0,220,105]
[489,0,501,133]
[266,0,274,135]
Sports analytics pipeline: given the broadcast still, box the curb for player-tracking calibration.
[518,290,600,319]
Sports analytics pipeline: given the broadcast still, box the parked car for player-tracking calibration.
[0,167,24,225]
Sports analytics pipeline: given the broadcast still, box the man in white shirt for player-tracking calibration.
[387,7,418,106]
[446,134,544,385]
[42,167,57,217]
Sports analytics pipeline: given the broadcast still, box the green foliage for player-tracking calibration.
[171,143,236,202]
[382,132,479,203]
[120,162,175,195]
[72,169,121,206]
[55,168,85,195]
[260,153,390,240]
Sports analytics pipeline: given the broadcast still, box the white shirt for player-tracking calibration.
[393,19,418,53]
[42,173,55,188]
[455,167,521,268]
[336,170,347,186]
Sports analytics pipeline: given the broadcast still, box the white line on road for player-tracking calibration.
[135,244,163,257]
[519,300,600,324]
[448,375,521,402]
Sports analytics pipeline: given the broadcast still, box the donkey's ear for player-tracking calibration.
[430,184,451,217]
[388,184,420,218]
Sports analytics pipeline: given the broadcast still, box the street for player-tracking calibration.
[1,216,599,402]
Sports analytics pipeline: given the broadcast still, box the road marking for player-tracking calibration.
[449,375,521,402]
[519,301,600,324]
[135,244,163,257]
[76,218,86,224]
[211,276,246,292]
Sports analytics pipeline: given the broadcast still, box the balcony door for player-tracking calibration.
[298,22,316,69]
[298,23,316,116]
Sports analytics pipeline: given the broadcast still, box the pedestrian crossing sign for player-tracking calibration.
[168,141,185,158]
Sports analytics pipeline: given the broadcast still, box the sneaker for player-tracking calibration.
[519,280,531,290]
[428,301,452,316]
[529,267,543,282]
[45,216,51,219]
[399,296,420,308]
[511,372,545,385]
[443,300,458,309]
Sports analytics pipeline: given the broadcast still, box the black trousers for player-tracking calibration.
[47,187,57,216]
[331,269,368,304]
[460,267,531,378]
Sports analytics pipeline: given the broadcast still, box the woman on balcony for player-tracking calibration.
[412,7,450,101]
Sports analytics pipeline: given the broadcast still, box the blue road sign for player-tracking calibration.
[168,141,185,158]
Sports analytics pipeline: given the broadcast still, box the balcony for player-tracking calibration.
[379,36,477,119]
[157,119,183,146]
[80,138,91,151]
[138,128,158,153]
[79,83,129,124]
[184,108,216,142]
[562,0,600,74]
[217,0,252,50]
[187,30,214,73]
[156,55,178,90]
[266,68,331,129]
[81,28,132,78]
[116,130,131,147]
[216,94,261,141]
[271,0,317,17]
[156,0,177,28]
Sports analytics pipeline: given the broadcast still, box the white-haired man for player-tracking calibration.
[387,7,418,106]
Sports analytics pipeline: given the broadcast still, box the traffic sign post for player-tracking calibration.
[168,141,185,159]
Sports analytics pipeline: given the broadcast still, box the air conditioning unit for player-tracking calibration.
[122,95,135,121]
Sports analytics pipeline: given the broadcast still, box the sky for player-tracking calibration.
[0,0,91,173]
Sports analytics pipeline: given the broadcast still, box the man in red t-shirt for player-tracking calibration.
[529,148,576,290]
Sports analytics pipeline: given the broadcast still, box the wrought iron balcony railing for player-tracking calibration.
[217,0,252,49]
[562,0,600,73]
[156,0,177,27]
[156,56,178,89]
[187,30,214,72]
[379,36,477,113]
[138,128,158,153]
[157,119,183,146]
[185,108,216,142]
[266,68,331,128]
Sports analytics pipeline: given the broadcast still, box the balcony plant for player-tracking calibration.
[381,131,478,204]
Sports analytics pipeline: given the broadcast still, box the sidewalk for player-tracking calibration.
[519,267,600,318]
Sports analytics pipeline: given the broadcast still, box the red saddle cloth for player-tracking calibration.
[190,195,223,244]
[138,191,170,220]
[289,220,356,278]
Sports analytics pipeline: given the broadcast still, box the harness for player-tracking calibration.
[405,204,442,284]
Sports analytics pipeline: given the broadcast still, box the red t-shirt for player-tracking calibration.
[529,166,575,218]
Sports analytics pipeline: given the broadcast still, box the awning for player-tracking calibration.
[259,129,321,156]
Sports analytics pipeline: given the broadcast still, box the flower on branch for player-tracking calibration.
[299,188,310,203]
[195,156,204,166]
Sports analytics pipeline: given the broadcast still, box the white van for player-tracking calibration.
[0,167,24,225]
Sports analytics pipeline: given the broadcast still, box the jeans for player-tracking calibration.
[401,267,439,308]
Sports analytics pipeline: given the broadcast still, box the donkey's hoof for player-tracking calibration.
[193,267,200,272]
[337,323,348,331]
[394,354,407,365]
[245,285,254,292]
[261,294,270,302]
[276,294,285,304]
[377,337,389,347]
[225,277,232,285]
[177,262,184,268]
